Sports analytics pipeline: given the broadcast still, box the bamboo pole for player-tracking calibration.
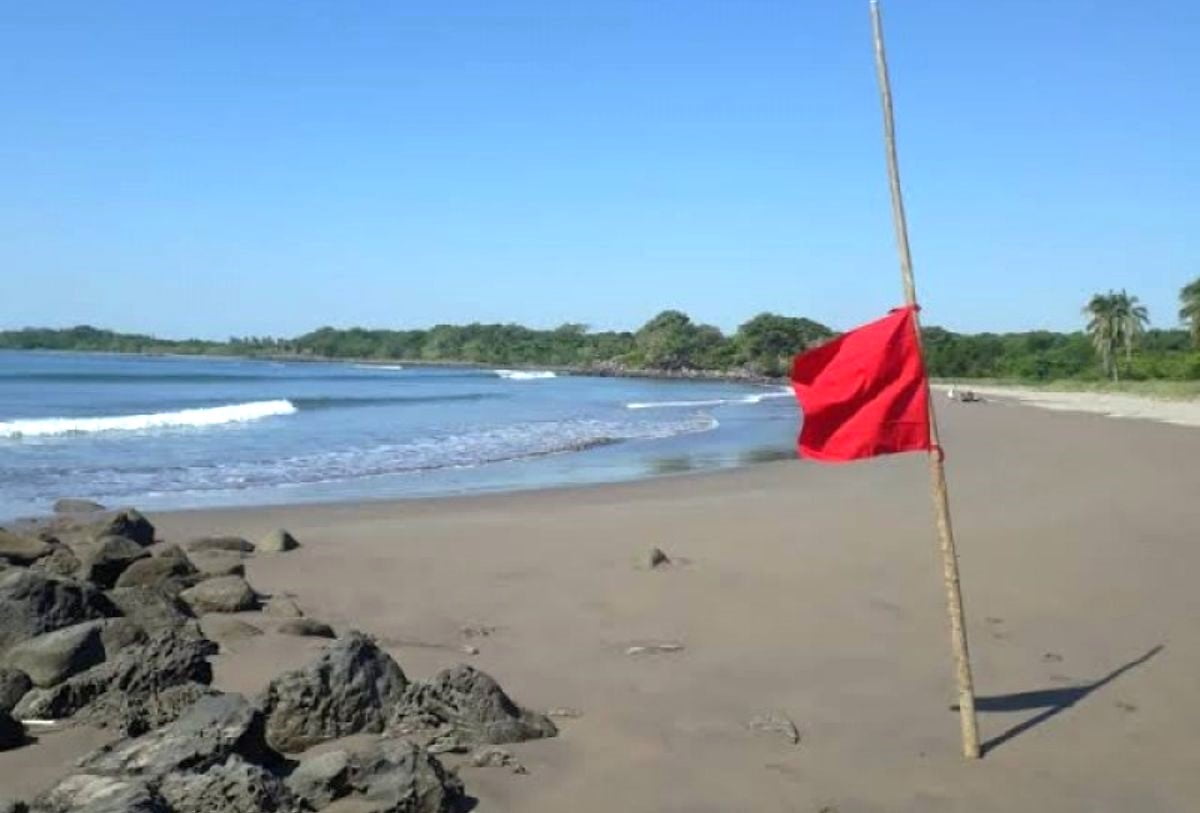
[868,0,982,759]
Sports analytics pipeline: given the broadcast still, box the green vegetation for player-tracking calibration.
[3,285,1200,384]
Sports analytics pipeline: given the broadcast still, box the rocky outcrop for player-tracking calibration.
[52,499,105,515]
[260,632,408,753]
[184,537,254,555]
[0,531,52,566]
[86,510,156,548]
[179,577,258,614]
[114,556,200,593]
[187,552,246,579]
[263,597,303,618]
[14,625,217,734]
[5,621,107,687]
[106,586,193,631]
[157,756,292,813]
[31,775,165,813]
[30,547,81,579]
[256,530,299,553]
[0,570,115,654]
[73,536,150,589]
[396,664,557,745]
[286,742,464,813]
[0,710,24,751]
[0,667,31,712]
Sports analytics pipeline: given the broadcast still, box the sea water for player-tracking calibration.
[0,350,799,519]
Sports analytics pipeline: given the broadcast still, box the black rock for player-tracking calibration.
[0,710,24,751]
[113,555,200,592]
[396,664,558,745]
[0,530,53,566]
[79,693,274,778]
[106,586,194,631]
[184,536,255,555]
[32,775,166,813]
[0,570,115,655]
[157,755,294,813]
[0,667,32,713]
[86,510,156,547]
[74,535,150,589]
[13,624,217,733]
[260,631,409,753]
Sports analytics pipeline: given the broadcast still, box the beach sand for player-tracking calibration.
[4,399,1199,811]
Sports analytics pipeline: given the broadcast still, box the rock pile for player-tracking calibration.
[0,508,559,812]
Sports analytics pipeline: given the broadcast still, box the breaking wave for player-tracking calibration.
[493,369,557,380]
[625,389,792,410]
[0,400,297,438]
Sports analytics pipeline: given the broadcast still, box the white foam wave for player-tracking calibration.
[494,369,557,380]
[0,400,297,438]
[626,388,792,410]
[354,364,405,371]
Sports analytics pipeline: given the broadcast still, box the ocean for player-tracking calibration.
[0,350,800,520]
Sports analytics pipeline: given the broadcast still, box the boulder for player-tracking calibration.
[0,710,24,751]
[78,693,274,778]
[260,631,409,753]
[648,546,671,568]
[86,510,155,547]
[353,741,465,813]
[106,586,193,631]
[184,536,254,555]
[14,625,216,733]
[157,755,294,813]
[99,617,148,655]
[0,667,32,713]
[153,543,190,562]
[263,597,303,618]
[32,775,165,813]
[114,556,199,592]
[287,743,464,813]
[0,797,28,813]
[179,577,259,614]
[0,570,115,654]
[52,499,105,515]
[5,621,106,687]
[73,536,149,589]
[30,547,81,579]
[396,665,557,745]
[286,750,354,809]
[256,529,299,553]
[188,551,246,579]
[0,530,52,566]
[277,619,335,639]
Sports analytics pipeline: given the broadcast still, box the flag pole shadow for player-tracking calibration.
[953,644,1164,756]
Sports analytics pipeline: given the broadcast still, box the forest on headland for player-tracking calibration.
[3,282,1199,383]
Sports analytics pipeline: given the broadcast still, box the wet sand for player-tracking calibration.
[4,398,1199,811]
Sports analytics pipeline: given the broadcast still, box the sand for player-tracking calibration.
[937,383,1200,428]
[4,398,1200,811]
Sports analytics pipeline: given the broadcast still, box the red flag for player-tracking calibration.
[790,306,932,462]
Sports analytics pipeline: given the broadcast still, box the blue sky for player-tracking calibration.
[1,1,1195,339]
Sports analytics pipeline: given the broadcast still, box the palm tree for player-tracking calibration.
[1083,290,1149,381]
[1180,277,1200,349]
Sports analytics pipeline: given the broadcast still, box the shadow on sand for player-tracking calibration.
[956,645,1163,756]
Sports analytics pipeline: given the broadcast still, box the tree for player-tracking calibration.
[734,313,834,376]
[1180,277,1200,349]
[1083,290,1149,381]
[633,310,730,370]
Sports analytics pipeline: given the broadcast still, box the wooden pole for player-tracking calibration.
[868,0,981,759]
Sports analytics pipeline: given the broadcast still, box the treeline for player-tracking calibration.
[3,308,1199,381]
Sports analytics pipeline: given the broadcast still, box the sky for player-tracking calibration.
[1,1,1196,339]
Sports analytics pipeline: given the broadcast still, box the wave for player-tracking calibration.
[15,415,721,500]
[625,388,793,410]
[493,369,557,380]
[0,400,296,438]
[353,364,405,371]
[291,393,499,410]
